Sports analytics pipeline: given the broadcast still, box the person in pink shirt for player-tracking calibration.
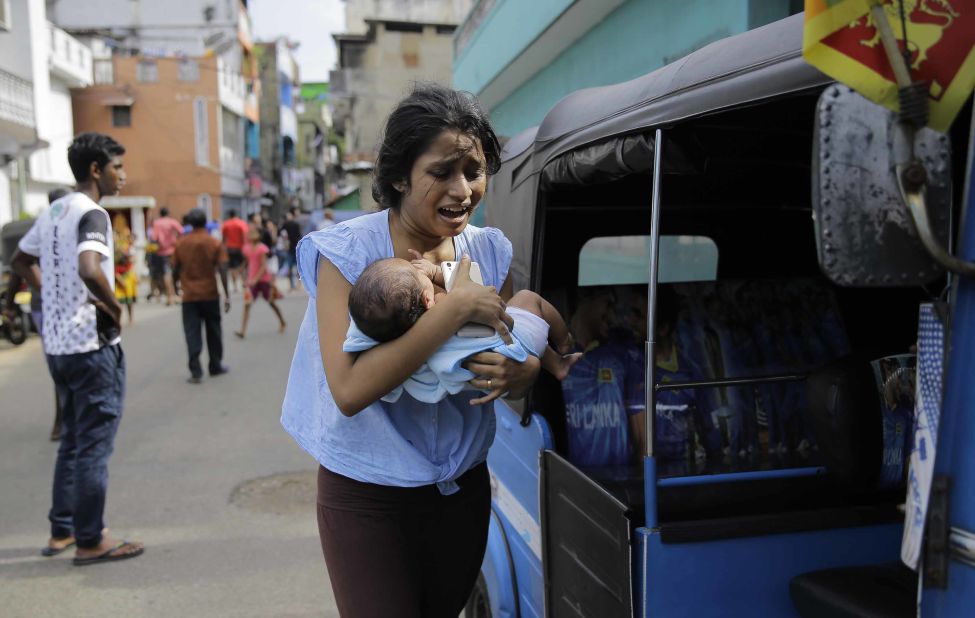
[150,207,184,305]
[234,223,286,338]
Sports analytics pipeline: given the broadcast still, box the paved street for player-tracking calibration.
[0,286,338,617]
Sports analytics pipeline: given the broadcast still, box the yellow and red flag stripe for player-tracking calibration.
[803,0,975,132]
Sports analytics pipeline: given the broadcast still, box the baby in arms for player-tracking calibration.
[343,255,581,404]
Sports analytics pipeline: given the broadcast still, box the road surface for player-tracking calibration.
[0,287,339,617]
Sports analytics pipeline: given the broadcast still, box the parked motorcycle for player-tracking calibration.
[2,219,37,346]
[0,277,30,345]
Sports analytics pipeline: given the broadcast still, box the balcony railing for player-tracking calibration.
[0,68,35,130]
[48,22,93,87]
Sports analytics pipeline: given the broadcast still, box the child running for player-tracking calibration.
[344,255,581,404]
[235,224,286,338]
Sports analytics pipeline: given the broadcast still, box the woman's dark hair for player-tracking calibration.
[67,132,125,183]
[372,83,501,209]
[349,259,427,342]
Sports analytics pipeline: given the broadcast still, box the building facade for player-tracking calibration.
[345,0,476,35]
[330,0,473,211]
[1,0,92,227]
[297,82,334,211]
[255,39,300,221]
[71,55,231,222]
[453,0,804,138]
[49,0,261,218]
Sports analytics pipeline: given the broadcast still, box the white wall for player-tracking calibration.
[29,79,75,186]
[48,0,240,58]
[23,185,47,216]
[0,0,36,80]
[0,167,11,227]
[51,0,240,28]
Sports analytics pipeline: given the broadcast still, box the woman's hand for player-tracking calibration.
[463,352,541,406]
[445,256,514,344]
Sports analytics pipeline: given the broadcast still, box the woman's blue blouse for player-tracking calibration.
[280,210,513,494]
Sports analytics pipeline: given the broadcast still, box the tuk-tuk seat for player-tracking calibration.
[790,359,914,616]
[805,356,885,490]
[789,562,916,618]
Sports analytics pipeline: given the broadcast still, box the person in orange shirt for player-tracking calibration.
[150,207,184,305]
[220,210,248,293]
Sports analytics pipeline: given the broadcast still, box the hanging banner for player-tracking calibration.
[902,303,946,569]
[803,0,975,132]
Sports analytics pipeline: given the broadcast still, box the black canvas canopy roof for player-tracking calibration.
[486,13,832,290]
[531,13,828,170]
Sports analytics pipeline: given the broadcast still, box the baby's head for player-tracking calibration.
[349,258,436,342]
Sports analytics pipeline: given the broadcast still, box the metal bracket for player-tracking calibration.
[923,475,950,588]
[898,163,975,277]
[950,527,975,570]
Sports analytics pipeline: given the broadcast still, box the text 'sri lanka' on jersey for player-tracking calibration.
[562,340,646,468]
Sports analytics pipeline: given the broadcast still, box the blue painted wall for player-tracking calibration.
[454,0,576,96]
[455,0,795,137]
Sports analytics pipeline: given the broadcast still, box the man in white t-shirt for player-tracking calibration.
[11,132,144,566]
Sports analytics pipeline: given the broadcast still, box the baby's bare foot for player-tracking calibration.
[553,352,584,381]
[556,333,576,356]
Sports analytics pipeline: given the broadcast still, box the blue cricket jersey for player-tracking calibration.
[562,340,646,467]
[654,344,708,460]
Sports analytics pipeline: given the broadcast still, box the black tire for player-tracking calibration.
[5,314,27,345]
[463,573,492,618]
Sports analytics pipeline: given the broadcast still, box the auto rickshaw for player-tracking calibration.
[466,13,974,618]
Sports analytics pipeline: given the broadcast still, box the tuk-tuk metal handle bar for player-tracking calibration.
[899,163,975,278]
[645,129,664,459]
[654,373,807,392]
[657,466,825,488]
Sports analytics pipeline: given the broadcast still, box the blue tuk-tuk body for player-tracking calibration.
[468,13,975,618]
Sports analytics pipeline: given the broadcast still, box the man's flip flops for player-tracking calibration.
[72,541,144,566]
[41,540,75,557]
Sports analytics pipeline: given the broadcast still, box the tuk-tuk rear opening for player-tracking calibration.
[475,12,975,618]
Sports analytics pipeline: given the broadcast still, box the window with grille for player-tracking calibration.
[194,96,210,166]
[178,59,199,81]
[136,60,158,83]
[94,60,114,84]
[111,105,131,128]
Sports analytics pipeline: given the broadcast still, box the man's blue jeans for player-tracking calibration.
[45,344,125,548]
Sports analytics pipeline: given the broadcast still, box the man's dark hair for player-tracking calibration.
[571,285,614,310]
[160,207,170,217]
[185,208,207,229]
[372,82,501,209]
[67,132,125,183]
[226,209,238,219]
[47,188,69,204]
[349,259,427,342]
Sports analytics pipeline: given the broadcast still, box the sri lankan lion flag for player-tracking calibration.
[803,0,975,132]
